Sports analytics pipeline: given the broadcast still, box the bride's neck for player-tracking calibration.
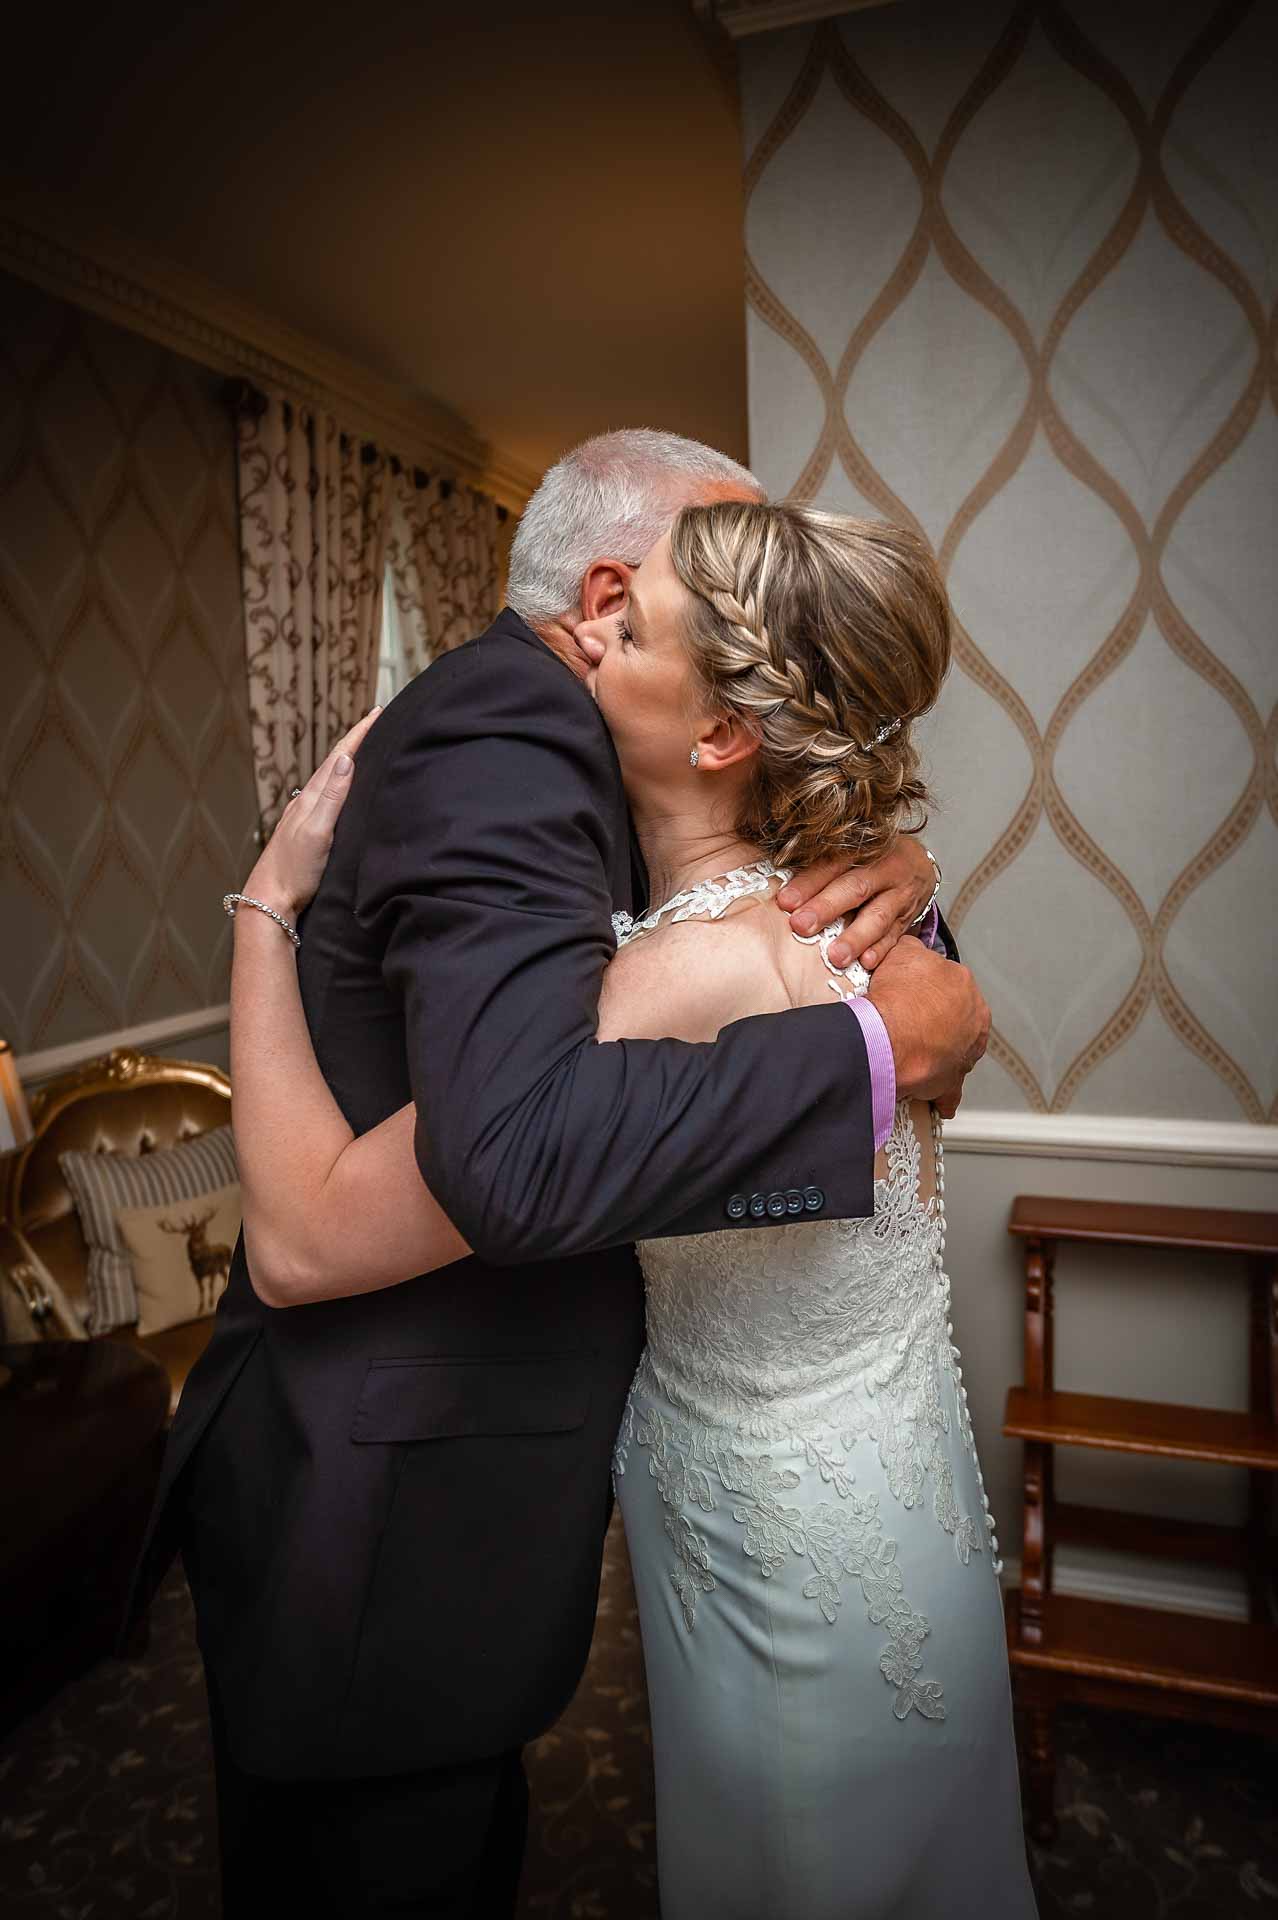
[633,796,764,912]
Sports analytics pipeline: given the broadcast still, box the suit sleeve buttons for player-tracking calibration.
[725,1193,748,1222]
[766,1191,788,1220]
[785,1189,805,1216]
[803,1186,825,1213]
[749,1193,768,1219]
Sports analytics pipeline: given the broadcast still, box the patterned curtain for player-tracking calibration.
[235,392,390,834]
[384,466,504,679]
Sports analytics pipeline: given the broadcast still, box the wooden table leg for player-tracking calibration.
[1247,1257,1278,1622]
[1020,1237,1055,1646]
[1021,1441,1048,1646]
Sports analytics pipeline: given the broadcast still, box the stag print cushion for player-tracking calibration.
[115,1180,241,1337]
[58,1125,238,1333]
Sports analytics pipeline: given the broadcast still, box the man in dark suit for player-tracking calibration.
[130,430,987,1917]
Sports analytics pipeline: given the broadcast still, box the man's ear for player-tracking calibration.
[694,710,760,773]
[579,559,632,623]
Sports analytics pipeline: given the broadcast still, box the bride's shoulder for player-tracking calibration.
[597,912,789,1044]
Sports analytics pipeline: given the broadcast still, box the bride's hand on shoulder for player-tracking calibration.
[242,708,381,922]
[774,837,936,970]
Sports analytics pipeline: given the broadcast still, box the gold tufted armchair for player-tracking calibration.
[1,1047,232,1417]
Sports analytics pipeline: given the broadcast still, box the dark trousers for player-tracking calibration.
[206,1673,529,1918]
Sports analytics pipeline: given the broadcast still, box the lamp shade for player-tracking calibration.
[0,1038,33,1151]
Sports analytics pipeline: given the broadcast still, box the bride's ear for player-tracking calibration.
[693,711,760,774]
[579,559,632,623]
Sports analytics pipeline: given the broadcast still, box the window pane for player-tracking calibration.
[376,564,406,706]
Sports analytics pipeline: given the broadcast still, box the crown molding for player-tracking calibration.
[695,0,899,39]
[0,189,538,513]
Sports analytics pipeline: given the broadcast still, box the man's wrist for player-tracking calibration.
[909,850,942,930]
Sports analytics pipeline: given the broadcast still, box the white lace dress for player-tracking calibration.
[612,866,1037,1920]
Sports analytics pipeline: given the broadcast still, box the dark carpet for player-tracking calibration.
[2,1518,1274,1918]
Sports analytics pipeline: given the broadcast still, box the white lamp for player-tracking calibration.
[0,1038,32,1152]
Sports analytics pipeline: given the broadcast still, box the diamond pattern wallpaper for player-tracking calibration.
[740,0,1275,1120]
[0,273,258,1057]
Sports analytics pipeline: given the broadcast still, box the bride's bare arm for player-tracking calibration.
[232,910,469,1308]
[229,719,468,1309]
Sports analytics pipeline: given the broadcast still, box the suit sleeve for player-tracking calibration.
[356,639,877,1264]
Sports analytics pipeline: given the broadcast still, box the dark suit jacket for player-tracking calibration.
[133,609,914,1781]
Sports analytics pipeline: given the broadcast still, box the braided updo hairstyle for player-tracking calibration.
[668,501,951,869]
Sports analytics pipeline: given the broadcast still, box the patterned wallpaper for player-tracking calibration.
[740,0,1275,1120]
[0,273,258,1057]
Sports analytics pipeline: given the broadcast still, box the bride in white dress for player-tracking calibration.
[230,500,1036,1917]
[609,877,1026,1915]
[578,504,1035,1919]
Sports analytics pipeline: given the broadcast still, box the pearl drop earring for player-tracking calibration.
[689,747,700,768]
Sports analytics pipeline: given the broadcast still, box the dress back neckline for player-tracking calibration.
[612,857,870,999]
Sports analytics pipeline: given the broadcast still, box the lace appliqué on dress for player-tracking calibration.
[618,1395,946,1721]
[612,858,790,947]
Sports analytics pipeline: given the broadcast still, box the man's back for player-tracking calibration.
[148,623,648,1779]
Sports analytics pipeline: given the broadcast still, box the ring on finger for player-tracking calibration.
[289,787,303,800]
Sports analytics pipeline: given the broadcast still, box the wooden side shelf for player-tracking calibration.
[1008,1194,1278,1257]
[1004,1387,1278,1470]
[1052,1501,1255,1572]
[1001,1194,1278,1840]
[1006,1589,1278,1707]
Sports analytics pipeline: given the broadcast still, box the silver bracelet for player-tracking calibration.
[910,850,942,929]
[222,892,301,948]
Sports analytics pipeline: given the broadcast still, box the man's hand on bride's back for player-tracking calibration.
[868,936,990,1105]
[242,709,380,920]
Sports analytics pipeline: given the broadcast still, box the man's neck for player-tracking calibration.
[529,616,590,683]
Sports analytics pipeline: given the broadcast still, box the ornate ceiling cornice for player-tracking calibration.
[0,190,539,513]
[695,0,898,39]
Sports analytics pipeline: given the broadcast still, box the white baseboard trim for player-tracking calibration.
[998,1552,1250,1624]
[17,1004,230,1087]
[943,1109,1277,1171]
[15,1038,1274,1171]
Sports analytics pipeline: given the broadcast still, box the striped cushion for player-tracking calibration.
[59,1126,239,1334]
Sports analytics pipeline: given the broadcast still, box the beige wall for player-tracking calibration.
[739,0,1276,1123]
[0,272,258,1065]
[738,0,1277,1615]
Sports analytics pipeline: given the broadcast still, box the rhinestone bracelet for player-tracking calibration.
[910,850,942,929]
[222,892,301,949]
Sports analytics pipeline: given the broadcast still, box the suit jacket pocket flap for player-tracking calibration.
[351,1354,591,1443]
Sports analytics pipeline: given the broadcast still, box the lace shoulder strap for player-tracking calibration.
[789,919,871,1003]
[613,859,788,947]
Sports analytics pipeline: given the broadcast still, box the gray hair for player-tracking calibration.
[506,428,762,626]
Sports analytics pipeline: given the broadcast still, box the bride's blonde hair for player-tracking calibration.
[668,501,951,869]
